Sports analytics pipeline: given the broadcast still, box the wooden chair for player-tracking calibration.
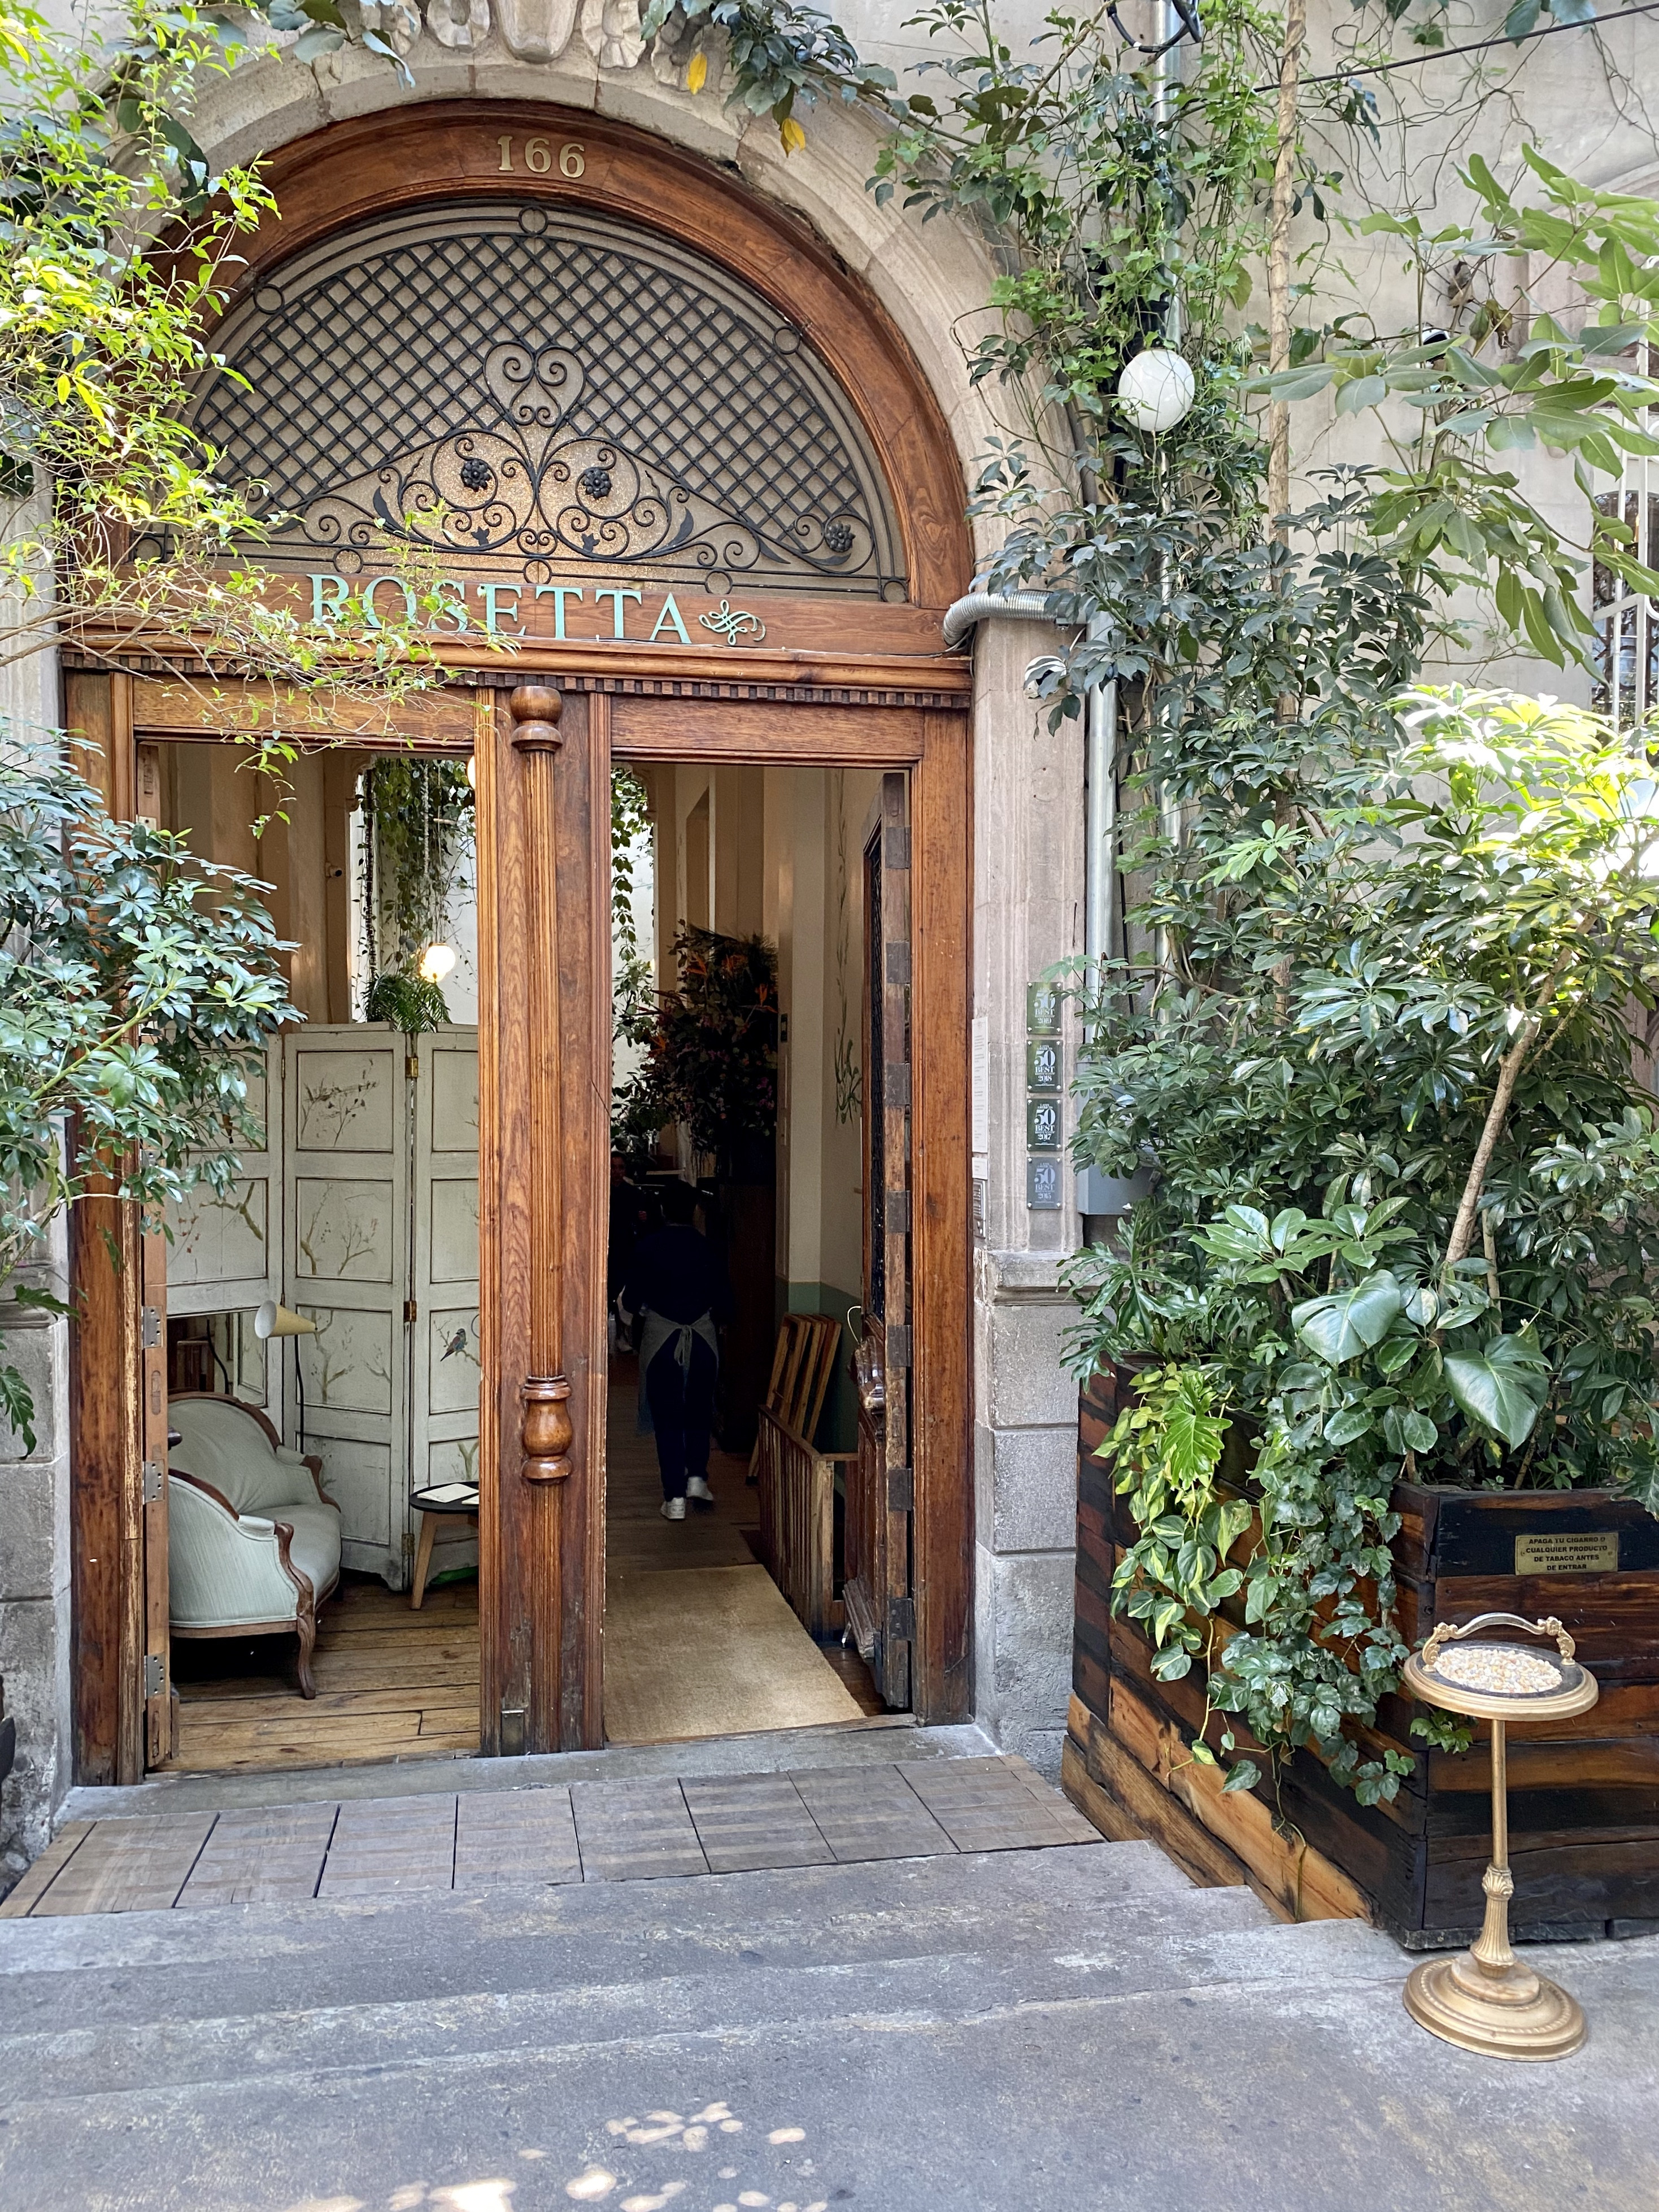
[747,1312,842,1481]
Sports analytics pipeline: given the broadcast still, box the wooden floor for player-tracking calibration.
[159,1362,882,1774]
[5,1757,1101,1916]
[164,1576,480,1775]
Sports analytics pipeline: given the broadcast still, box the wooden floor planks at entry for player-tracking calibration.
[5,1757,1104,1916]
[162,1576,480,1773]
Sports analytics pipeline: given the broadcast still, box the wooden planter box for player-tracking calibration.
[1065,1366,1659,1945]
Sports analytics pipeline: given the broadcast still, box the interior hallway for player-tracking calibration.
[604,1357,880,1744]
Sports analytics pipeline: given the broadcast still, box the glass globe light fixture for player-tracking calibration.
[1116,347,1196,434]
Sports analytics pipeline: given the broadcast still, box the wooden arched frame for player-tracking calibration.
[68,106,976,1776]
[192,101,972,620]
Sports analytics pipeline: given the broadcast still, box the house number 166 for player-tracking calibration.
[497,136,585,177]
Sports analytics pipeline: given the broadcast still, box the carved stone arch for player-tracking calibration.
[193,102,974,613]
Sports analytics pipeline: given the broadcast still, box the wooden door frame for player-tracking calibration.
[67,666,972,1775]
[477,682,973,1751]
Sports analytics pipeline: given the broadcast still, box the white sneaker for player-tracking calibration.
[660,1496,686,1522]
[686,1475,714,1505]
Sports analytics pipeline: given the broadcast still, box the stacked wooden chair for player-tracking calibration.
[752,1313,851,1638]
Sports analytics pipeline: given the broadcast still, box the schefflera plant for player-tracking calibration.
[1075,689,1659,1803]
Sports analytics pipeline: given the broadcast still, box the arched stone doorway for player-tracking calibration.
[69,101,977,1770]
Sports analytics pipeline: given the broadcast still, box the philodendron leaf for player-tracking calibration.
[1443,1335,1549,1448]
[1292,1270,1405,1365]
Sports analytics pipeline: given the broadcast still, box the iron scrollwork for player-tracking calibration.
[191,201,909,600]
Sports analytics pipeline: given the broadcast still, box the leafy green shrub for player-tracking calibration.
[1073,688,1659,1800]
[0,739,296,1447]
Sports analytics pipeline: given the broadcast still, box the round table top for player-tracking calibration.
[1403,1642,1599,1723]
[410,1483,480,1514]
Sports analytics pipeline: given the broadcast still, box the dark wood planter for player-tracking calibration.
[1066,1365,1659,1945]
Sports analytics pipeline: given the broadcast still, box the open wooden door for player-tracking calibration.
[844,772,914,1707]
[140,1213,176,1767]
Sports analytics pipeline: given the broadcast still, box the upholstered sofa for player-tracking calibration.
[167,1394,342,1697]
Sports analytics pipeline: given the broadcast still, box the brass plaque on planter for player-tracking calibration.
[1514,1531,1619,1575]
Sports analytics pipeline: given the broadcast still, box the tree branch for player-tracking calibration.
[1441,951,1573,1277]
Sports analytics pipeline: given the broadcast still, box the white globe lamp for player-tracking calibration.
[1116,347,1196,434]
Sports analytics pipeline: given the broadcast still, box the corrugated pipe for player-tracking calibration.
[940,590,1061,648]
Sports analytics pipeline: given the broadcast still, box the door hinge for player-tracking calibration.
[143,1653,165,1699]
[883,825,912,871]
[885,1187,911,1234]
[886,1323,912,1368]
[885,941,911,986]
[142,1461,164,1505]
[141,1305,161,1349]
[887,1465,914,1512]
[885,1061,911,1108]
[404,1299,418,1323]
[406,1053,420,1079]
[887,1596,915,1643]
[499,1705,527,1758]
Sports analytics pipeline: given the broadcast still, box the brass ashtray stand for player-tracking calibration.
[1401,1611,1599,2061]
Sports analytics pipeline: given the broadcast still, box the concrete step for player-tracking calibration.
[2,1834,1654,2212]
[0,1841,1329,2104]
[61,1717,994,1821]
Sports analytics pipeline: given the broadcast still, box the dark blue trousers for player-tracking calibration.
[645,1333,717,1499]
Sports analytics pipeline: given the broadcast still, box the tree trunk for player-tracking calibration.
[1267,0,1307,542]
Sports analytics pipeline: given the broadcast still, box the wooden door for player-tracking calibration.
[845,773,914,1707]
[410,1027,481,1575]
[140,1213,176,1766]
[285,1026,410,1584]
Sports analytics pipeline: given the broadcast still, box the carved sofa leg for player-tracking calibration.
[273,1521,320,1700]
[295,1603,318,1699]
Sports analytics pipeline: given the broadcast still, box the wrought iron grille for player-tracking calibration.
[191,199,908,599]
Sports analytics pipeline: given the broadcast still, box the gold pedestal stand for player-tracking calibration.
[1402,1613,1599,2062]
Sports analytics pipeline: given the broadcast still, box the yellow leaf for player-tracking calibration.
[780,116,806,155]
[686,50,707,93]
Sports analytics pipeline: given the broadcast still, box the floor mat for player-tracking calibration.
[604,1564,863,1742]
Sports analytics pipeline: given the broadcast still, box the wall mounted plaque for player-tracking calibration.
[1514,1531,1618,1575]
[1027,1098,1060,1152]
[1027,1157,1062,1210]
[1026,1039,1061,1092]
[1026,981,1061,1035]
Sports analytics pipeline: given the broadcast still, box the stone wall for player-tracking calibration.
[970,619,1087,1779]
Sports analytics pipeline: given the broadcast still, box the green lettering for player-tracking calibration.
[477,582,523,636]
[310,573,349,622]
[648,592,691,644]
[594,586,643,639]
[533,584,584,639]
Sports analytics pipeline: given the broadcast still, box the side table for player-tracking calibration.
[409,1481,481,1609]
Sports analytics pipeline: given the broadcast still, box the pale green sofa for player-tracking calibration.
[167,1394,342,1697]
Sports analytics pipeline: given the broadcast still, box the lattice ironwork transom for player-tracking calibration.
[190,199,908,599]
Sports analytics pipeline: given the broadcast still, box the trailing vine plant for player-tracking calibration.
[360,755,473,1029]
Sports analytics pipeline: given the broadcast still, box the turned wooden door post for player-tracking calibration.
[476,682,609,1754]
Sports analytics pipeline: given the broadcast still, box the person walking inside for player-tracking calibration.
[619,1180,734,1521]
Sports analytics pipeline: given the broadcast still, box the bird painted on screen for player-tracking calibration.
[439,1327,470,1361]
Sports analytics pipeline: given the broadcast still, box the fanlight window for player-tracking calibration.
[190,198,908,600]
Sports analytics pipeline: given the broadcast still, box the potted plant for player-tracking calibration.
[1066,686,1659,1940]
